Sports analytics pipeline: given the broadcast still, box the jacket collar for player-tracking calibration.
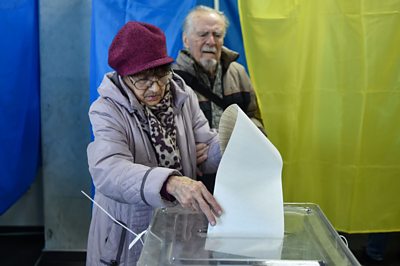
[176,46,239,75]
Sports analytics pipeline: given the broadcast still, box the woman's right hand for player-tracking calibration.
[166,175,222,225]
[196,143,209,176]
[196,143,209,165]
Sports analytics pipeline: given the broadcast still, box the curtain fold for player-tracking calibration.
[219,0,249,70]
[239,0,400,233]
[0,0,40,214]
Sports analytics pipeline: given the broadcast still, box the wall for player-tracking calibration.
[0,174,43,226]
[39,0,92,250]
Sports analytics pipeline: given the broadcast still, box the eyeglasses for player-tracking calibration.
[127,71,172,90]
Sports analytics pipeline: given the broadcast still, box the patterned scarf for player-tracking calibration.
[143,90,182,172]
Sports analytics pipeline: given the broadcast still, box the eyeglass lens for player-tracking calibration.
[130,72,171,90]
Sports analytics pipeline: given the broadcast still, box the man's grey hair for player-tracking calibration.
[183,5,229,36]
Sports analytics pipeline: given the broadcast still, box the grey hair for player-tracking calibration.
[183,5,229,36]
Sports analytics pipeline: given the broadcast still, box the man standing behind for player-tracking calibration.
[173,5,264,193]
[173,5,264,132]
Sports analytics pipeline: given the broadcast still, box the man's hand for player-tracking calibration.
[166,175,222,225]
[196,143,209,176]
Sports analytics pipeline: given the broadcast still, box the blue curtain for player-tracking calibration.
[89,0,249,103]
[0,0,40,214]
[90,0,197,103]
[220,0,248,70]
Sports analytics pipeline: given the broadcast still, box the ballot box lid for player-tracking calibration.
[137,203,360,265]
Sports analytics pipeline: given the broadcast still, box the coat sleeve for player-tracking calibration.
[184,86,222,174]
[87,98,179,207]
[232,63,265,133]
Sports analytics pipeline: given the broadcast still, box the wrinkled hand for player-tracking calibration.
[196,143,209,176]
[166,175,222,225]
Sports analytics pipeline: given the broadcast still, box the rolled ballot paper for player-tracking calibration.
[205,104,284,259]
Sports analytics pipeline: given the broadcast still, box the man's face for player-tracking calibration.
[183,12,225,74]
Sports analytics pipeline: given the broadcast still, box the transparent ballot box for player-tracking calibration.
[137,203,360,265]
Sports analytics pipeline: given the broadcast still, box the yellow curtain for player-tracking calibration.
[239,0,400,233]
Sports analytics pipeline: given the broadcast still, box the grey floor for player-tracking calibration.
[0,227,85,266]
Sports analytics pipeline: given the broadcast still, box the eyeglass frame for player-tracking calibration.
[125,71,173,91]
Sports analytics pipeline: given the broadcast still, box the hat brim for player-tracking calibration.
[121,56,174,76]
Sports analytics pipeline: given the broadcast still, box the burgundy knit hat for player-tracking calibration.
[108,21,174,76]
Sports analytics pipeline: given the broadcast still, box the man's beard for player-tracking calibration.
[200,58,218,75]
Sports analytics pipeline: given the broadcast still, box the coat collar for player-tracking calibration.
[176,46,239,75]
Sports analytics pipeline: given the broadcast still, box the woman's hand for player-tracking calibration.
[166,175,222,225]
[196,143,209,164]
[196,143,209,176]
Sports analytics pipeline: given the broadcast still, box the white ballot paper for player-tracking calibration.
[205,104,284,259]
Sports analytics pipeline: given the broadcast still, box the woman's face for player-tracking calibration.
[124,71,172,106]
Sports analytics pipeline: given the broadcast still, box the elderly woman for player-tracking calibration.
[86,21,222,265]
